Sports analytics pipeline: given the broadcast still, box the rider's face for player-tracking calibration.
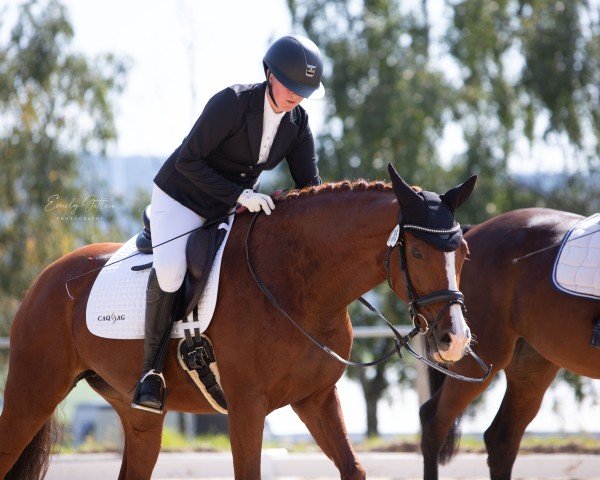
[268,73,304,113]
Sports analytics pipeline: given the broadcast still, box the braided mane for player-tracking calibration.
[281,178,421,201]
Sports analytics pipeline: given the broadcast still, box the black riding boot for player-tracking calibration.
[132,268,177,413]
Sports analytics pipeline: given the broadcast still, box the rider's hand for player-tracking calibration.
[237,189,275,215]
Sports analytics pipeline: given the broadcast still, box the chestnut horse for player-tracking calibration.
[419,207,600,480]
[1,165,476,480]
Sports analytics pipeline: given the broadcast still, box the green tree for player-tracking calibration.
[0,0,128,335]
[446,0,600,220]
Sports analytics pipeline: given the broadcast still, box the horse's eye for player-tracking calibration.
[411,248,423,259]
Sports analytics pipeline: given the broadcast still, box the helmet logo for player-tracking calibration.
[306,64,316,78]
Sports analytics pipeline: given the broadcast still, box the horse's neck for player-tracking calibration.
[270,190,397,320]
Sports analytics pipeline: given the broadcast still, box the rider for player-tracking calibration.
[132,35,325,413]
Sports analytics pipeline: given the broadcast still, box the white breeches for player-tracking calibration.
[150,184,205,292]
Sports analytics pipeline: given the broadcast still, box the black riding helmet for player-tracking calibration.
[263,35,325,100]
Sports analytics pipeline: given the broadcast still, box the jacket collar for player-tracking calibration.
[246,82,300,165]
[248,81,301,124]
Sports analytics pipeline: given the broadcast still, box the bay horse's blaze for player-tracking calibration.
[0,164,476,480]
[432,250,472,363]
[403,239,472,363]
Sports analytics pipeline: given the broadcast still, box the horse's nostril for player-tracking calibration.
[440,332,452,346]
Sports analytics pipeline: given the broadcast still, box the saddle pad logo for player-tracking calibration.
[97,313,126,323]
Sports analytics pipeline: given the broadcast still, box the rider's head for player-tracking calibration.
[263,35,325,106]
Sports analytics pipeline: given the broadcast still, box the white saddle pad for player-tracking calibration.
[553,213,600,300]
[86,216,234,339]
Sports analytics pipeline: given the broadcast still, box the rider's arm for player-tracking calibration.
[174,88,245,207]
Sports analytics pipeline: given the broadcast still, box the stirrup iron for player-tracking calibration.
[131,370,166,414]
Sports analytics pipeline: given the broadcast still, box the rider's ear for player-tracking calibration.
[387,163,421,207]
[440,175,478,212]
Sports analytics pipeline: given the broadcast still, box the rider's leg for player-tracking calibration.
[132,184,204,413]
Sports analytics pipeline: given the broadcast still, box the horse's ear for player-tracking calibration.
[388,163,421,207]
[440,175,478,212]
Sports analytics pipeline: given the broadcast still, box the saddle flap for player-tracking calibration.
[177,221,229,320]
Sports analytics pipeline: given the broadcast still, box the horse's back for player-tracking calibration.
[464,208,582,265]
[463,207,589,291]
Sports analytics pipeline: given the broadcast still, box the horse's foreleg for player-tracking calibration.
[292,386,365,480]
[227,395,268,480]
[420,368,499,480]
[484,341,559,480]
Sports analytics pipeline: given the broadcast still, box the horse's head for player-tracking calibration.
[387,164,477,363]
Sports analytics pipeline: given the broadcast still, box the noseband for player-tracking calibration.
[384,221,466,335]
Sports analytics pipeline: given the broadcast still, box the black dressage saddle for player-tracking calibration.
[134,206,228,321]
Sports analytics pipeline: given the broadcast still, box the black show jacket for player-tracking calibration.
[154,82,321,220]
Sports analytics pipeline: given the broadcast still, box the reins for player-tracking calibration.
[245,211,491,383]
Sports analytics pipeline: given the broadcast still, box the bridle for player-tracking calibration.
[384,217,466,337]
[245,211,491,383]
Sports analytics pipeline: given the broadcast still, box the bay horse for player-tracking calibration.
[419,207,600,480]
[1,164,477,480]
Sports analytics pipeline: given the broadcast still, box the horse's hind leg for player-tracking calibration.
[0,340,77,477]
[292,386,365,479]
[484,340,559,480]
[86,375,165,480]
[0,299,78,478]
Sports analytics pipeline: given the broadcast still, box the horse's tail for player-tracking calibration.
[427,366,463,465]
[5,414,59,480]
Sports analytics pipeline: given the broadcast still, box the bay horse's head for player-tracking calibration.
[387,164,477,363]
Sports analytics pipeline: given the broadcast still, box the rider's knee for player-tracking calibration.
[154,266,185,293]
